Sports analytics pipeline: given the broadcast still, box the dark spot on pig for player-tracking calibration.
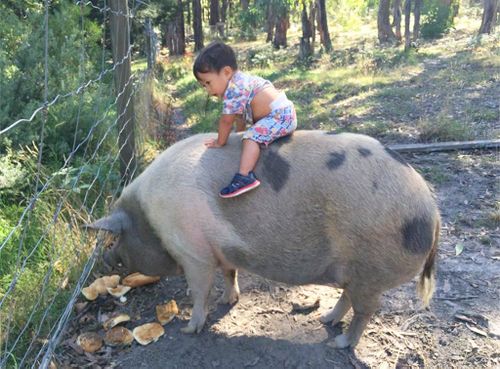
[272,134,293,146]
[358,147,372,157]
[372,181,379,193]
[402,217,434,254]
[327,151,346,170]
[261,150,290,192]
[325,131,337,135]
[224,244,251,268]
[385,147,409,167]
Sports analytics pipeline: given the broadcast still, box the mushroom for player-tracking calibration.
[122,273,160,288]
[81,274,122,301]
[106,285,131,298]
[76,332,103,353]
[132,323,165,345]
[81,286,98,301]
[103,313,131,330]
[102,275,120,288]
[104,326,134,346]
[156,300,179,325]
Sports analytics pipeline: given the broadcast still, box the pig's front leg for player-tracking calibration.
[180,262,215,334]
[219,268,240,305]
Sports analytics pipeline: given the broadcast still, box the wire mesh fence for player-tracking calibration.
[0,1,157,367]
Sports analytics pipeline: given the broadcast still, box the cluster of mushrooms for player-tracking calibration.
[76,273,179,352]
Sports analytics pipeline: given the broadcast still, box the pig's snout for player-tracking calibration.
[102,247,125,274]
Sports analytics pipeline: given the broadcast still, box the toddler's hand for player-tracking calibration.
[204,138,222,148]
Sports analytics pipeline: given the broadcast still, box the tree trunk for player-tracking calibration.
[266,2,275,43]
[193,0,204,51]
[316,0,332,51]
[310,1,316,49]
[413,0,422,40]
[209,0,220,35]
[404,0,412,50]
[299,4,313,60]
[186,0,191,35]
[166,0,186,56]
[241,0,249,11]
[378,0,396,43]
[478,0,498,34]
[273,14,289,49]
[393,0,402,40]
[221,0,229,35]
[177,0,186,54]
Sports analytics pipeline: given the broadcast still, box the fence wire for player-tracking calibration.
[0,0,157,367]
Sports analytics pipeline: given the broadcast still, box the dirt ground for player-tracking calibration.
[54,148,499,369]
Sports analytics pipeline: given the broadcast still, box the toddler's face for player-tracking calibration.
[196,67,233,99]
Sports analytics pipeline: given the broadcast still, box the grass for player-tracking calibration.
[0,135,121,366]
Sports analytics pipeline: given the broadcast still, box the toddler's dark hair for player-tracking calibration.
[193,41,237,79]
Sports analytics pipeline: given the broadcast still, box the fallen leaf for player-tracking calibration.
[455,242,464,256]
[466,323,488,337]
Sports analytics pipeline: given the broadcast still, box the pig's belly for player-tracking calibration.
[220,241,339,285]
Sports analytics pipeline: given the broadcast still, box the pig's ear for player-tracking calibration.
[85,210,129,234]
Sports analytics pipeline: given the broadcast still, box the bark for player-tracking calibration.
[186,0,191,33]
[241,0,249,11]
[378,0,396,43]
[299,4,313,60]
[310,1,316,48]
[393,0,402,40]
[316,0,332,51]
[266,3,275,43]
[273,14,289,49]
[193,0,204,51]
[221,0,229,35]
[209,0,220,36]
[413,0,422,41]
[166,0,186,55]
[478,0,498,34]
[404,0,412,50]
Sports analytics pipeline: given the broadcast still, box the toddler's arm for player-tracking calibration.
[205,114,236,148]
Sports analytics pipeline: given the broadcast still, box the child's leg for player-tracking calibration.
[235,116,246,132]
[239,139,260,176]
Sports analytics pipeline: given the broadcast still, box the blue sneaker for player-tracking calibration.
[219,171,261,198]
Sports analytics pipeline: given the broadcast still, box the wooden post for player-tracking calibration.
[109,0,136,183]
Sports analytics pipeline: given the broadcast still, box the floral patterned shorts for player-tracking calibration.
[242,99,297,145]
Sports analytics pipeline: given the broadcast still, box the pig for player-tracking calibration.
[88,131,440,348]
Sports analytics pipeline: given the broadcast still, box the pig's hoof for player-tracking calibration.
[320,310,340,325]
[180,323,203,334]
[333,334,350,349]
[218,290,239,305]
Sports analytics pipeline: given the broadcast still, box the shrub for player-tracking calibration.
[421,0,460,39]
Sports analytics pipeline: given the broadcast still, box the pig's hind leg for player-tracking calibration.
[219,268,240,305]
[320,290,351,325]
[333,289,380,348]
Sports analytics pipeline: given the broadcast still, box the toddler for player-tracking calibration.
[193,41,297,198]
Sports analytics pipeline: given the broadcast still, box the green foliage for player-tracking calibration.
[421,0,460,38]
[0,1,127,362]
[329,0,370,28]
[0,0,111,162]
[235,7,263,41]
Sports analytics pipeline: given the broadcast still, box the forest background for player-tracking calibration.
[0,0,498,367]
